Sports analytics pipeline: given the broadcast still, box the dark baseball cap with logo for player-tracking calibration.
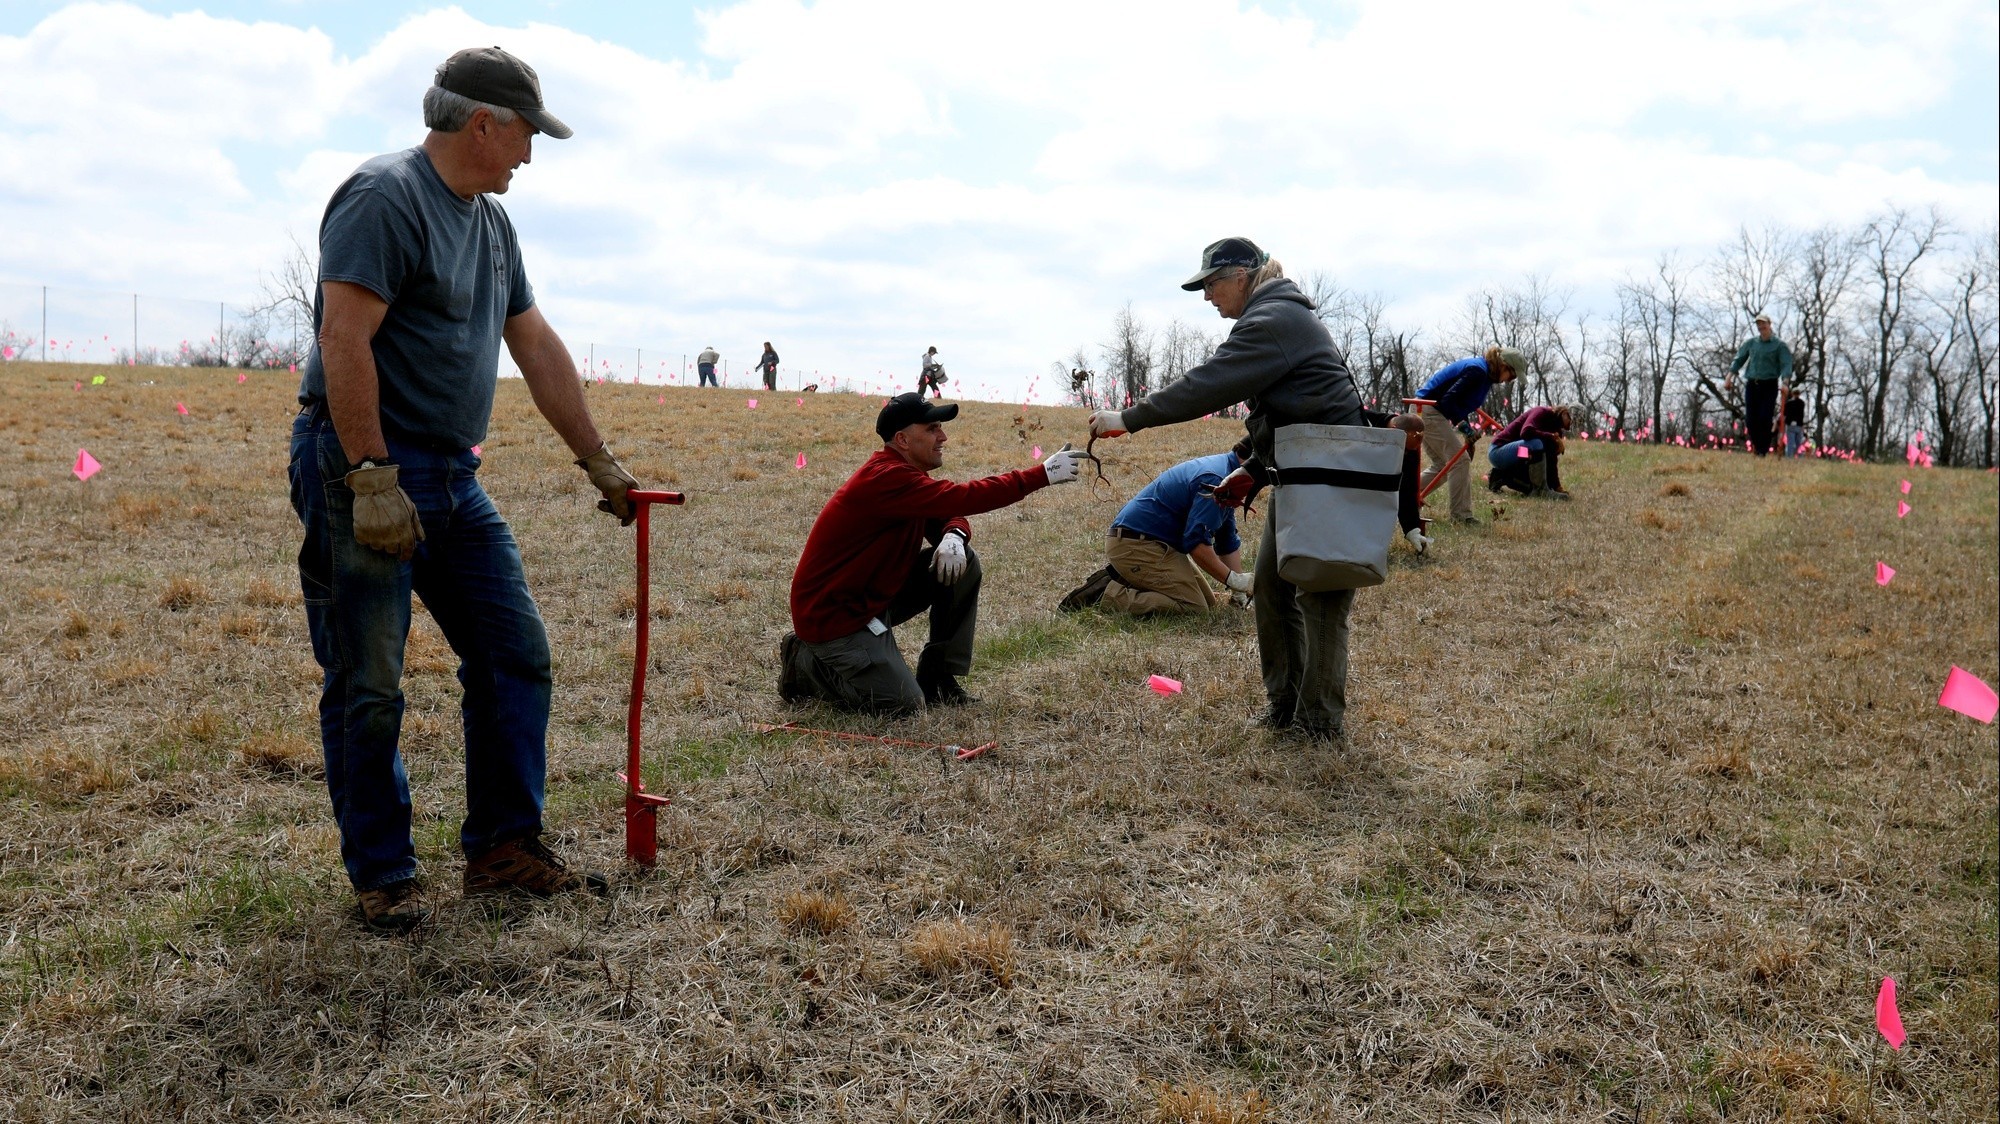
[1181,236,1268,291]
[876,392,959,441]
[435,46,573,139]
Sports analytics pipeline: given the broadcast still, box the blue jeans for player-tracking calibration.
[697,363,716,387]
[1785,423,1803,457]
[289,406,553,891]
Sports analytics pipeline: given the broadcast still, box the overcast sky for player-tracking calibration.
[1,0,1994,398]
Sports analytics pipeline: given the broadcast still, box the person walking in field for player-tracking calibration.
[918,346,946,398]
[1782,386,1806,457]
[290,47,645,932]
[1088,236,1367,742]
[1414,347,1523,523]
[1486,404,1574,498]
[780,393,1086,714]
[1060,440,1255,615]
[696,345,719,387]
[758,341,780,391]
[1729,313,1793,457]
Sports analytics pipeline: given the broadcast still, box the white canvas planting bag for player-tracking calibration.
[1267,423,1405,591]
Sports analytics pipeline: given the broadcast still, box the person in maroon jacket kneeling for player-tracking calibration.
[1486,405,1574,498]
[779,393,1086,714]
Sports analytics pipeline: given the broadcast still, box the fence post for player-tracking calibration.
[42,286,47,362]
[132,294,138,365]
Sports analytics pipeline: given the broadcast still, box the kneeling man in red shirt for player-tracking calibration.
[781,393,1085,713]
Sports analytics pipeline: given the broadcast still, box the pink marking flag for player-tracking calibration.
[1897,501,1911,518]
[1876,976,1906,1050]
[1517,445,1531,458]
[1148,674,1183,696]
[1938,666,1998,723]
[795,452,806,469]
[1875,561,1895,586]
[657,395,665,404]
[175,402,188,416]
[236,373,247,384]
[1031,445,1043,460]
[72,448,100,481]
[746,398,758,409]
[1899,479,1911,494]
[1,346,12,359]
[796,397,804,406]
[470,444,482,456]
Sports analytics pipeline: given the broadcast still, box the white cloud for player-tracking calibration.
[0,0,1992,397]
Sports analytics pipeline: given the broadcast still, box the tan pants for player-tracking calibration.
[1102,534,1217,615]
[1419,406,1473,520]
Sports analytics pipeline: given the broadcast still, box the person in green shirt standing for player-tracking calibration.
[1729,312,1793,457]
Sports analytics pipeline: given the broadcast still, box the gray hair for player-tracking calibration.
[1215,257,1288,293]
[423,84,518,132]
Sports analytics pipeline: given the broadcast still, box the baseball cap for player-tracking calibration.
[1754,312,1772,324]
[1181,237,1269,291]
[1494,346,1529,375]
[876,392,959,441]
[435,46,573,139]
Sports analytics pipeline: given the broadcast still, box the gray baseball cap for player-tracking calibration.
[435,46,572,139]
[1181,237,1269,291]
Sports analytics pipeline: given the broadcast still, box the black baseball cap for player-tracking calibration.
[435,46,573,139]
[1181,236,1268,291]
[876,392,958,441]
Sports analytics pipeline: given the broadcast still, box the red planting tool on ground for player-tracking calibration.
[619,488,685,866]
[1404,399,1503,502]
[750,721,997,761]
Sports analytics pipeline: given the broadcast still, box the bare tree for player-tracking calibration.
[1958,229,2000,468]
[1102,303,1153,408]
[1620,254,1693,442]
[1856,207,1946,456]
[254,232,317,360]
[1784,224,1859,450]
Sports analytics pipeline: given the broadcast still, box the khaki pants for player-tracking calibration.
[1419,406,1473,520]
[1253,503,1353,737]
[1102,534,1217,615]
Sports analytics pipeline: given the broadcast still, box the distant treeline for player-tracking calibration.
[1062,207,1997,468]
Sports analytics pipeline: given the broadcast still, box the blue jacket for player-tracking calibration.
[1113,452,1241,556]
[1417,357,1496,424]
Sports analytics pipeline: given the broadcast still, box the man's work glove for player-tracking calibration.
[932,532,968,584]
[575,442,639,526]
[1088,409,1128,438]
[1207,466,1255,509]
[1405,526,1432,555]
[346,463,424,562]
[1042,444,1084,484]
[1225,570,1254,595]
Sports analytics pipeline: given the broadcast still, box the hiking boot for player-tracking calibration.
[778,632,811,703]
[1059,565,1117,612]
[920,672,976,707]
[357,878,427,933]
[1253,702,1295,731]
[1544,488,1572,501]
[464,836,609,898]
[1452,515,1480,525]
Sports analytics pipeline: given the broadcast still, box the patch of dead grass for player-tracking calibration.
[1151,1084,1274,1124]
[777,889,855,935]
[157,575,211,611]
[907,917,1016,989]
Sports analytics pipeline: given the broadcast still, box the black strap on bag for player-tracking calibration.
[1265,466,1401,490]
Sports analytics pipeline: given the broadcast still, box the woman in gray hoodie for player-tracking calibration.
[1089,237,1365,742]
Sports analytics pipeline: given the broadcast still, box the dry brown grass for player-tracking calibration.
[157,574,211,610]
[0,363,1994,1122]
[1660,480,1693,497]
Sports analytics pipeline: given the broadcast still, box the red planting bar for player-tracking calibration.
[623,488,684,866]
[749,721,997,761]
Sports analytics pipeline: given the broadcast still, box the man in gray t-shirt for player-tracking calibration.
[288,46,644,932]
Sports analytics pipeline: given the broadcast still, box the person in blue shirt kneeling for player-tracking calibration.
[1060,439,1256,614]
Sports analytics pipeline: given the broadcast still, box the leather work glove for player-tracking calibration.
[346,463,424,562]
[575,442,639,526]
[1088,409,1128,438]
[1207,466,1255,509]
[1224,570,1254,595]
[1405,526,1433,555]
[1042,444,1084,484]
[932,532,968,584]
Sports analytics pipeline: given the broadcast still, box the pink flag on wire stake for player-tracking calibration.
[1897,501,1911,518]
[72,448,100,481]
[1876,976,1906,1050]
[470,444,482,457]
[1148,674,1183,696]
[1031,445,1043,460]
[746,398,758,409]
[1899,479,1911,494]
[175,402,188,416]
[1517,445,1531,459]
[1875,562,1895,586]
[1938,666,1998,723]
[795,452,806,469]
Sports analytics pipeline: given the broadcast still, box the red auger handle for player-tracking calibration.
[628,489,685,506]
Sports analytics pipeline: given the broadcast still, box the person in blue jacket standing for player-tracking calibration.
[1415,346,1523,523]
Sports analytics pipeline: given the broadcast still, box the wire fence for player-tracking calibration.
[0,278,935,398]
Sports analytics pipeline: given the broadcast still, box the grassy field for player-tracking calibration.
[1,361,1994,1123]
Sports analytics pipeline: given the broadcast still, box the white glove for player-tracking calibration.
[1224,570,1254,594]
[932,532,968,584]
[1042,444,1084,485]
[1405,526,1432,555]
[1088,409,1128,438]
